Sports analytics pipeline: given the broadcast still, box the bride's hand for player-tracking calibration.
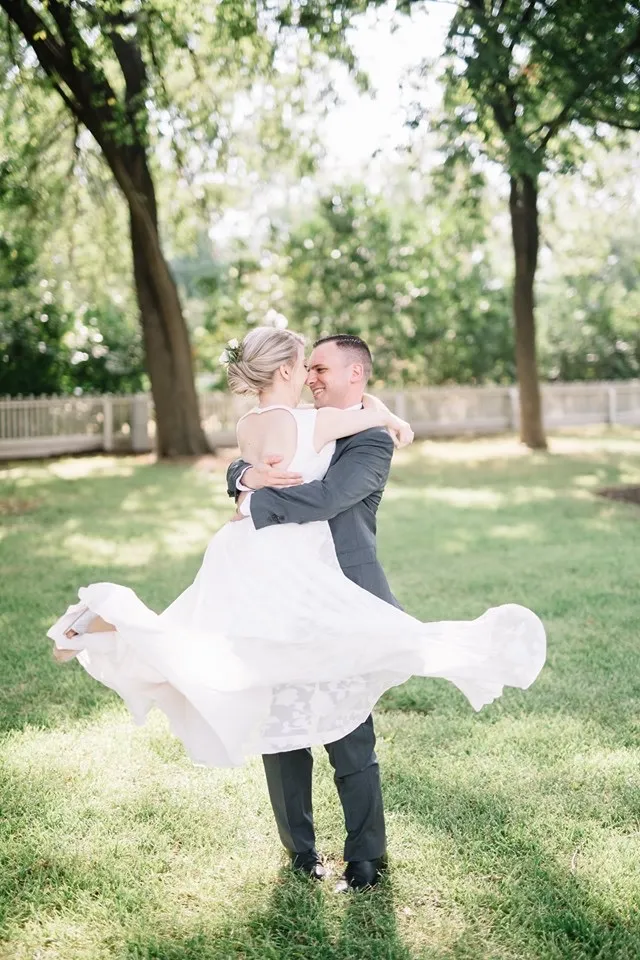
[387,416,414,448]
[242,456,303,490]
[363,393,413,448]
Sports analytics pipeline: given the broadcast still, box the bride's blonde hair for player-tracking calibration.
[227,326,306,396]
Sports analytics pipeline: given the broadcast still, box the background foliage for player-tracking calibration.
[1,1,639,396]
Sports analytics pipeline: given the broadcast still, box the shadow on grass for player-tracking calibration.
[3,752,638,960]
[387,765,640,960]
[0,752,412,959]
[126,870,413,960]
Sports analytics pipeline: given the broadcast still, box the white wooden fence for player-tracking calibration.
[0,394,152,460]
[1,381,639,460]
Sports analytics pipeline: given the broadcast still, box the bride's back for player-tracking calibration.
[237,408,299,470]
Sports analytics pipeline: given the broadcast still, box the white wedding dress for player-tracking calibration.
[48,406,546,768]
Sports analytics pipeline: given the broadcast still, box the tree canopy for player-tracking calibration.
[2,0,640,446]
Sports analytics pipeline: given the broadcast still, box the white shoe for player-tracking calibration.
[47,602,95,661]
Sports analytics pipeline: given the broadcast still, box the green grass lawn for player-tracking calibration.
[1,430,639,960]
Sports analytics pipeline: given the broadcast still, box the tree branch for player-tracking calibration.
[0,0,122,135]
[0,0,149,198]
[462,0,521,135]
[507,0,536,52]
[45,0,76,45]
[534,14,640,149]
[144,23,190,179]
[146,25,171,109]
[537,99,581,150]
[0,0,75,101]
[620,17,640,56]
[467,0,487,16]
[579,107,640,132]
[110,29,147,104]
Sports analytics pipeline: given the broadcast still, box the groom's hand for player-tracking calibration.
[242,456,303,491]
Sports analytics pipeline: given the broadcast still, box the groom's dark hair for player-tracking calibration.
[313,334,372,380]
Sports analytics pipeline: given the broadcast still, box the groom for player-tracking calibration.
[226,333,399,891]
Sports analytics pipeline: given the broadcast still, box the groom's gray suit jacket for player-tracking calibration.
[226,427,400,608]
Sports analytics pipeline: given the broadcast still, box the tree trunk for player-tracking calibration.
[509,173,547,450]
[129,214,209,458]
[0,0,210,458]
[124,152,209,458]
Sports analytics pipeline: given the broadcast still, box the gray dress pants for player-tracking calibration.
[261,714,386,863]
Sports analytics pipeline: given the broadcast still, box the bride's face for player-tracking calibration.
[287,344,308,402]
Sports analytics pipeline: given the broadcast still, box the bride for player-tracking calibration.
[48,326,546,768]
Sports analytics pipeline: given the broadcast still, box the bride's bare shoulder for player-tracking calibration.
[236,407,298,438]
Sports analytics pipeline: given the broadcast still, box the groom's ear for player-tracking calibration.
[349,362,365,383]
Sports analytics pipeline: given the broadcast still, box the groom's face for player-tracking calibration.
[305,341,363,409]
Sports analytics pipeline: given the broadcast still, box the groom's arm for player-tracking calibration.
[248,430,394,529]
[226,458,304,500]
[227,459,248,500]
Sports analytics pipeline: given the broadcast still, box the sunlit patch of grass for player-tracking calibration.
[488,522,541,540]
[2,429,640,958]
[61,533,157,565]
[47,455,142,480]
[385,486,506,508]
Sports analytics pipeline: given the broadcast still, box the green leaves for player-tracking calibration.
[439,0,640,178]
[190,180,515,389]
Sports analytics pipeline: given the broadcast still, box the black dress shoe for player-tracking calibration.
[335,857,386,892]
[290,850,326,880]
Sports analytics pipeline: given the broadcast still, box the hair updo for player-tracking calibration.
[226,326,306,396]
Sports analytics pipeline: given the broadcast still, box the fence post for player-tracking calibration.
[606,385,616,425]
[131,393,151,452]
[394,391,407,421]
[103,395,114,451]
[508,386,519,431]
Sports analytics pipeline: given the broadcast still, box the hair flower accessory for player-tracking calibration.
[219,337,243,365]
